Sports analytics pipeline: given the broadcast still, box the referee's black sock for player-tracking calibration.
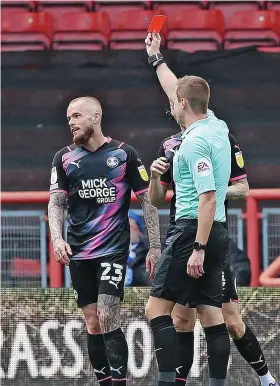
[233,324,268,376]
[103,328,128,386]
[87,333,112,385]
[204,323,230,386]
[175,331,194,385]
[150,315,178,386]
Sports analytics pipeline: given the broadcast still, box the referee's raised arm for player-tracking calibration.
[145,32,177,102]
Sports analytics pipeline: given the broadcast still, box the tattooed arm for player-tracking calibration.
[226,178,249,200]
[48,192,72,265]
[136,192,161,278]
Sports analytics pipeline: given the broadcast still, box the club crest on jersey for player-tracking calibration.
[138,165,149,181]
[235,151,244,168]
[107,156,119,168]
[50,167,57,184]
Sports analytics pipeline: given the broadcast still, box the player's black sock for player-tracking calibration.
[150,315,178,386]
[175,331,194,385]
[103,328,128,386]
[233,324,268,376]
[87,333,112,385]
[204,323,230,385]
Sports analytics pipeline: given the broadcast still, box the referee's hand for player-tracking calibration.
[145,31,161,56]
[53,239,72,265]
[187,250,205,278]
[150,157,170,179]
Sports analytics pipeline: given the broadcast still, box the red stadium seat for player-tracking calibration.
[95,1,150,19]
[1,1,36,17]
[224,11,280,49]
[1,12,52,51]
[52,12,110,50]
[166,9,225,52]
[152,1,205,13]
[37,1,92,26]
[109,9,167,50]
[267,1,280,11]
[209,1,263,29]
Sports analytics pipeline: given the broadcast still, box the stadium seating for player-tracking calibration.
[209,1,263,29]
[36,1,92,25]
[224,10,280,49]
[95,1,150,19]
[1,1,36,17]
[1,1,280,53]
[166,9,225,52]
[152,0,206,14]
[52,12,110,50]
[109,9,167,50]
[1,12,52,51]
[266,1,280,11]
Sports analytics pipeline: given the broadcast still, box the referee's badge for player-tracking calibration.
[50,167,57,184]
[138,165,149,181]
[235,151,244,168]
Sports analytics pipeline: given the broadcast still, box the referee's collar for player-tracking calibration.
[181,116,209,139]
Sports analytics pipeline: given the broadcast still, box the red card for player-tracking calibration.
[148,15,167,33]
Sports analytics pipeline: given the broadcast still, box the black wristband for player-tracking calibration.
[148,52,163,64]
[152,58,165,71]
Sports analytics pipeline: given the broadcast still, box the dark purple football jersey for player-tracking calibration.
[50,138,149,259]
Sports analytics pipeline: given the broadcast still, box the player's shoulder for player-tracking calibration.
[161,132,182,147]
[228,133,238,145]
[53,144,78,160]
[108,139,139,157]
[228,133,242,152]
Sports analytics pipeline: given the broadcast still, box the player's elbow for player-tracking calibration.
[243,180,250,198]
[232,179,249,200]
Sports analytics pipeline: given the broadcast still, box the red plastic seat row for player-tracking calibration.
[1,10,166,51]
[2,10,280,53]
[1,12,53,51]
[1,1,275,28]
[225,10,280,49]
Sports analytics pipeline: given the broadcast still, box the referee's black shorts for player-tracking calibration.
[151,219,229,308]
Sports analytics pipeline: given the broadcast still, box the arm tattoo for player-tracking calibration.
[137,192,161,248]
[226,178,249,200]
[97,294,121,333]
[48,192,67,242]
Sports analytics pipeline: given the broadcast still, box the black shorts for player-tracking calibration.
[151,219,229,308]
[69,253,128,308]
[222,249,238,303]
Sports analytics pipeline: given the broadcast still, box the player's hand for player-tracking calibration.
[187,250,205,278]
[146,247,161,279]
[145,31,161,57]
[53,239,72,265]
[150,157,170,179]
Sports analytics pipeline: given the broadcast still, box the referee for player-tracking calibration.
[145,32,278,386]
[145,33,231,386]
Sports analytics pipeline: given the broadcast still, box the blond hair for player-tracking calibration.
[176,75,210,114]
[70,96,102,110]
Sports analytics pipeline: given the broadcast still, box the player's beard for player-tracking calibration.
[73,126,94,146]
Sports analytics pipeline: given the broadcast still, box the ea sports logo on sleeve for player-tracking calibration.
[195,158,212,177]
[107,156,119,168]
